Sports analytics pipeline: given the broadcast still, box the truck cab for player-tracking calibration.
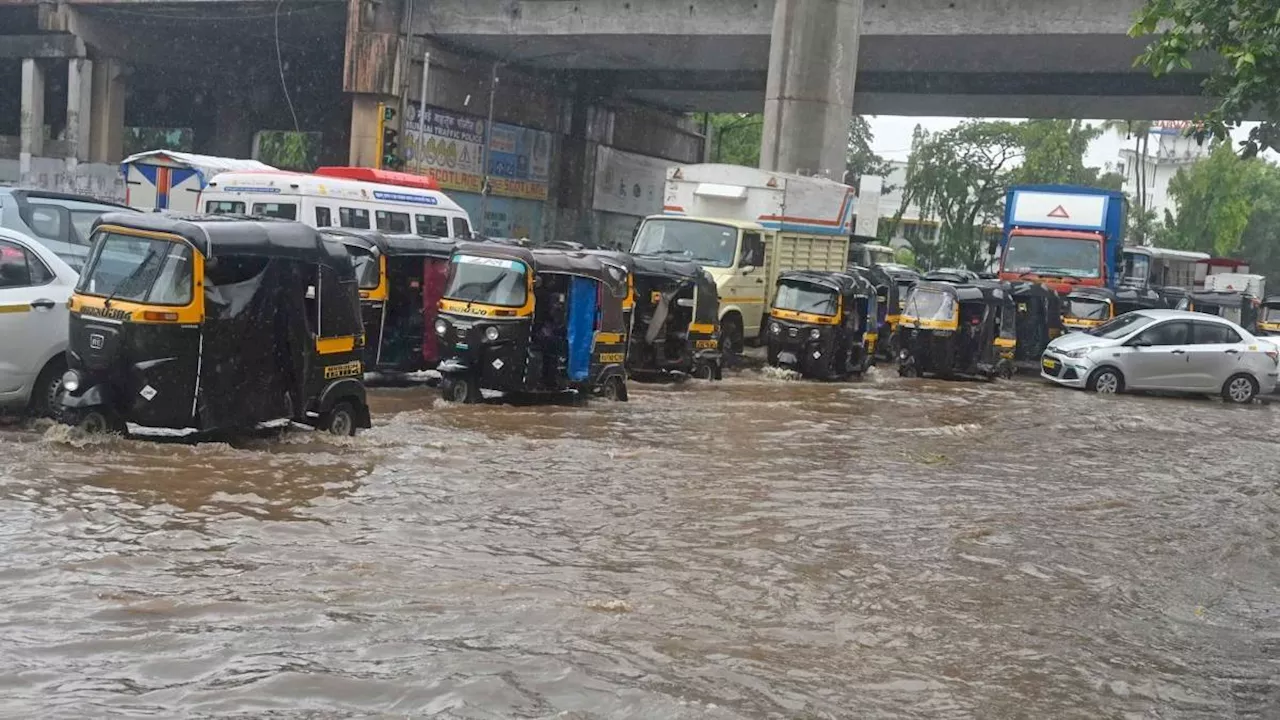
[996,185,1126,294]
[631,215,768,355]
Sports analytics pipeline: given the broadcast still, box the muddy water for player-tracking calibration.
[1,371,1279,718]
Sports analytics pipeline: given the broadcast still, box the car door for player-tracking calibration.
[1186,320,1246,390]
[1116,320,1191,390]
[0,237,69,403]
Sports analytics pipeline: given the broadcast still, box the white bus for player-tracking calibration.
[199,167,474,240]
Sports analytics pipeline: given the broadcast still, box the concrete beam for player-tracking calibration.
[0,34,86,59]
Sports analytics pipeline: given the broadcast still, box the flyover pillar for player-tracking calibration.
[19,58,45,184]
[66,57,93,174]
[89,58,125,163]
[759,0,862,181]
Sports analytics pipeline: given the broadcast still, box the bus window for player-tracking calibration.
[251,202,297,220]
[206,200,245,215]
[376,210,411,233]
[416,214,449,237]
[340,207,371,229]
[315,207,332,227]
[452,217,472,239]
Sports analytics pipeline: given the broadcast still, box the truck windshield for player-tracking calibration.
[902,288,955,322]
[1121,252,1151,286]
[1002,235,1101,279]
[774,280,838,316]
[1066,297,1111,320]
[443,254,527,307]
[77,232,194,305]
[632,219,738,268]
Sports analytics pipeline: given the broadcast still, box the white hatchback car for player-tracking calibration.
[1041,309,1279,403]
[0,228,76,417]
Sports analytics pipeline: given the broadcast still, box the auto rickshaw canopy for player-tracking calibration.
[322,228,458,259]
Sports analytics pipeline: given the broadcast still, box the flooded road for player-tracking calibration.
[2,371,1279,718]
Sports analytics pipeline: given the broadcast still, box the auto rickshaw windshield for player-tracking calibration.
[349,247,380,289]
[77,231,194,305]
[1262,305,1280,323]
[903,288,955,322]
[894,279,915,311]
[443,254,528,307]
[774,280,838,316]
[1066,297,1111,320]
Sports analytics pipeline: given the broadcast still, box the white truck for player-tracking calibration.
[630,164,854,355]
[120,150,276,212]
[1204,272,1266,298]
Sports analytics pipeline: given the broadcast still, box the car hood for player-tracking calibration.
[1049,331,1114,352]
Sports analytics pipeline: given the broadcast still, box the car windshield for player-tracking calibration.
[1087,312,1156,339]
[632,219,738,268]
[902,288,955,322]
[443,254,527,307]
[77,232,194,305]
[1067,297,1111,320]
[774,280,838,316]
[1002,235,1101,278]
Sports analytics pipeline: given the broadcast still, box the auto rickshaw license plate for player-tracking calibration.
[695,339,717,349]
[1042,358,1057,371]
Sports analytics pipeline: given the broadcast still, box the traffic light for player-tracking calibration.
[380,105,402,170]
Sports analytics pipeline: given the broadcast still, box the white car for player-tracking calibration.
[1041,309,1279,403]
[0,228,76,416]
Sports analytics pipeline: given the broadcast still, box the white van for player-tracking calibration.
[198,167,475,240]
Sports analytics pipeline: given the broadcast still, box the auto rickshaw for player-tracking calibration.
[766,270,877,379]
[618,253,723,381]
[867,263,920,362]
[897,280,1016,380]
[435,243,630,403]
[1061,286,1162,332]
[1259,296,1280,336]
[60,213,372,436]
[922,267,979,284]
[324,229,456,375]
[1008,281,1063,369]
[1181,290,1260,333]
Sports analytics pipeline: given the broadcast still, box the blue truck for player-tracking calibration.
[994,184,1127,294]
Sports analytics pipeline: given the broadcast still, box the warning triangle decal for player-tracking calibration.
[1048,205,1070,219]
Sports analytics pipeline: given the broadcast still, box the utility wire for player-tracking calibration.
[275,0,301,133]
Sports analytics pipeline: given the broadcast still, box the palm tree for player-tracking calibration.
[1104,120,1154,243]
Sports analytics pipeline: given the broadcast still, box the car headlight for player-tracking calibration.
[434,319,448,336]
[770,322,781,334]
[61,370,81,393]
[1062,346,1095,359]
[809,328,821,340]
[484,326,500,342]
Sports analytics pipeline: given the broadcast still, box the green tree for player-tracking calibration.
[1162,143,1261,257]
[705,113,886,183]
[1013,119,1105,186]
[893,120,1023,270]
[893,246,917,268]
[1237,164,1280,289]
[846,116,889,185]
[1131,1,1280,157]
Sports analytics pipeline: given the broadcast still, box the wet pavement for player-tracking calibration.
[1,369,1279,718]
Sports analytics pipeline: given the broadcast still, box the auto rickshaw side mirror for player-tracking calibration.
[987,237,998,256]
[676,298,695,308]
[306,285,316,299]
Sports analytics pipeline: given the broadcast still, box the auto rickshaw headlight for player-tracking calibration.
[770,322,780,335]
[484,326,500,342]
[809,328,821,340]
[61,370,81,393]
[434,319,448,336]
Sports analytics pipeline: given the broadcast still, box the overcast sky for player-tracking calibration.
[865,117,1265,170]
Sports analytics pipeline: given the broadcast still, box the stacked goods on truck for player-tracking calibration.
[995,185,1126,294]
[631,164,854,355]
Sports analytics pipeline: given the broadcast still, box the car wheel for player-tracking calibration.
[1222,373,1259,404]
[1087,367,1124,395]
[322,401,358,436]
[29,357,67,419]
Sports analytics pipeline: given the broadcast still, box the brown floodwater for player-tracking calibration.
[1,369,1279,718]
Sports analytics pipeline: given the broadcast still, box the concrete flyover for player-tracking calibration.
[417,0,1215,121]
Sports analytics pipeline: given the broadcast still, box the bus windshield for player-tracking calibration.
[443,255,527,307]
[632,219,738,268]
[902,288,955,322]
[1002,235,1101,279]
[774,280,838,316]
[77,232,194,305]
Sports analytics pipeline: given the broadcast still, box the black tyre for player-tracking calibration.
[29,356,67,419]
[322,400,358,436]
[720,316,744,364]
[441,375,481,403]
[1222,373,1259,404]
[600,375,628,402]
[78,409,124,435]
[1087,367,1124,395]
[693,363,715,380]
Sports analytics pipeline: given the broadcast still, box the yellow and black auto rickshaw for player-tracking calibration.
[897,280,1016,380]
[867,263,920,362]
[1008,280,1063,370]
[60,213,372,436]
[1259,295,1280,336]
[324,229,457,376]
[1181,290,1260,333]
[766,270,877,379]
[612,253,723,381]
[434,243,631,403]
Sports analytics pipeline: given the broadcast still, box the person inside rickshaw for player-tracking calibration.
[531,275,569,387]
[959,300,985,355]
[382,259,426,364]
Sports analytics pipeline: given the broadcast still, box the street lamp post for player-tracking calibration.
[478,61,500,237]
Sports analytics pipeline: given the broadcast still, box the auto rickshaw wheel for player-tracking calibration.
[323,401,358,437]
[441,375,481,403]
[78,409,125,435]
[693,363,715,380]
[601,376,628,402]
[720,316,744,364]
